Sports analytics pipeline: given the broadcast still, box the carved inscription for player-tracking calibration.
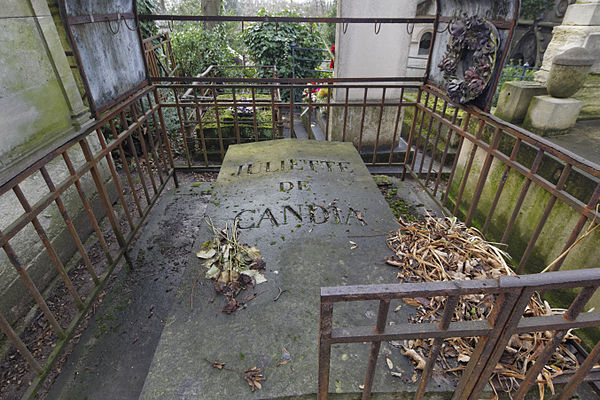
[237,159,351,176]
[235,204,365,229]
[231,158,365,229]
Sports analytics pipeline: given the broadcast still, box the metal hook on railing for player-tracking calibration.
[374,22,382,35]
[168,18,174,32]
[342,22,348,34]
[106,13,121,35]
[406,22,415,35]
[276,22,279,33]
[123,14,139,31]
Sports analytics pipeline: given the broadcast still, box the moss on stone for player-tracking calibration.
[446,139,600,327]
[574,74,600,120]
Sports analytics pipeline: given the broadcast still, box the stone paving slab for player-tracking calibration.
[139,140,455,399]
[44,184,211,400]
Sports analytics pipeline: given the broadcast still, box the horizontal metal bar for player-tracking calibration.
[156,83,420,90]
[437,15,512,29]
[321,279,502,302]
[292,46,330,52]
[322,269,600,302]
[67,12,135,25]
[293,56,329,62]
[500,268,600,289]
[152,76,424,84]
[515,311,600,333]
[331,320,492,343]
[552,369,600,385]
[159,101,416,108]
[138,14,436,24]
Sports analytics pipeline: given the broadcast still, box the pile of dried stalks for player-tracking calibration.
[194,220,267,313]
[386,216,580,398]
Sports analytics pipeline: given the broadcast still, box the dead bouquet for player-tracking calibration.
[386,216,581,398]
[194,219,267,314]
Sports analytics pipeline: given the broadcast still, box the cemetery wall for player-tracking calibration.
[0,0,113,332]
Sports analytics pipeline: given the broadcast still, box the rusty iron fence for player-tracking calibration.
[402,85,600,274]
[0,86,176,398]
[142,33,179,78]
[318,268,600,400]
[2,81,600,397]
[153,78,423,168]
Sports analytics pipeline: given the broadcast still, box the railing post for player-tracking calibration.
[361,299,390,400]
[318,299,334,400]
[452,288,530,400]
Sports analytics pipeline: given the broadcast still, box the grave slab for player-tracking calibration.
[139,140,454,399]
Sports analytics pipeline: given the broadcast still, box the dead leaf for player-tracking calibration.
[196,248,217,259]
[401,348,426,370]
[386,357,394,370]
[458,354,470,363]
[206,359,226,370]
[241,269,267,284]
[243,366,264,392]
[278,345,291,366]
[222,298,243,314]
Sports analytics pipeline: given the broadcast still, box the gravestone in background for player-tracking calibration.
[140,140,452,399]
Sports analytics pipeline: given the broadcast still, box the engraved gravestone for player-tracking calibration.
[140,140,451,399]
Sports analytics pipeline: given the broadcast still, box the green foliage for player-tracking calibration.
[137,0,158,38]
[323,0,337,46]
[242,9,325,80]
[493,60,537,106]
[170,24,237,77]
[520,0,554,20]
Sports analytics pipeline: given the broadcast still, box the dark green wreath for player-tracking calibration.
[438,14,499,104]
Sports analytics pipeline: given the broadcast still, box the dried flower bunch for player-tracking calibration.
[386,217,580,398]
[438,14,499,104]
[194,219,267,313]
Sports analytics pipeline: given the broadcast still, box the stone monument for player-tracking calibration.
[524,47,594,135]
[535,0,600,120]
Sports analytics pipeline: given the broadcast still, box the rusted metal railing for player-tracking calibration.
[402,85,600,275]
[318,268,600,399]
[153,78,422,169]
[142,32,179,78]
[3,64,600,400]
[0,86,176,398]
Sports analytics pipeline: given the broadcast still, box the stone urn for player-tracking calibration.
[547,47,595,98]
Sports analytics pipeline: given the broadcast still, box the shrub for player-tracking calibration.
[520,0,555,20]
[242,9,325,80]
[137,0,158,38]
[170,24,237,77]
